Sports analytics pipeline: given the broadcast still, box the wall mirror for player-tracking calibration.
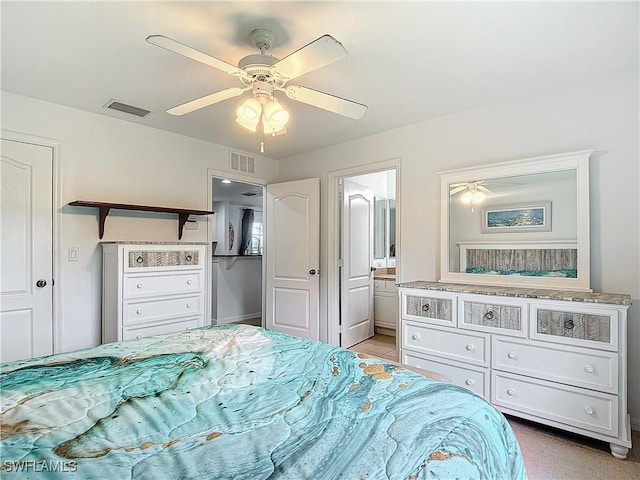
[439,150,591,291]
[374,197,387,259]
[374,197,397,261]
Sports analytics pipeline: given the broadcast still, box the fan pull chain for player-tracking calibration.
[260,128,265,153]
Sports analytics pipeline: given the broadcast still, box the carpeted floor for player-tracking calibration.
[509,416,640,480]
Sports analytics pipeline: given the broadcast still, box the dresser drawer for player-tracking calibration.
[492,338,617,394]
[123,295,202,326]
[402,321,489,366]
[530,303,618,351]
[122,318,200,341]
[402,291,456,327]
[492,372,618,436]
[460,296,526,337]
[402,350,489,398]
[125,249,202,272]
[123,272,202,299]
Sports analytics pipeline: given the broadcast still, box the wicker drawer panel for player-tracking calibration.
[128,250,200,268]
[463,301,522,332]
[536,309,610,344]
[405,295,453,322]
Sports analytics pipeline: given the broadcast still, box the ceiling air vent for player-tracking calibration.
[230,151,256,174]
[104,100,151,118]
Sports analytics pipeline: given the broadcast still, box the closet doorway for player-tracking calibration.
[211,177,264,327]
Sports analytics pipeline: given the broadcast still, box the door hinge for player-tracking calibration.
[337,259,344,268]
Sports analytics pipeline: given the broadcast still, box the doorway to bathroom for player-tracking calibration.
[326,159,400,349]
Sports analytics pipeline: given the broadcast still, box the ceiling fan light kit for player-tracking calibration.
[147,28,367,153]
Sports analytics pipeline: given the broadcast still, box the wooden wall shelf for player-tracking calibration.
[69,201,214,240]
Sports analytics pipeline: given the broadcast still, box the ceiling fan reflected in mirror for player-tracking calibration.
[146,29,368,152]
[449,181,493,209]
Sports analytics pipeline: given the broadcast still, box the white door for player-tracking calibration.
[1,139,54,362]
[340,179,374,348]
[265,178,320,340]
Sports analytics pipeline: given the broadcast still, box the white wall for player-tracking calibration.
[1,92,279,352]
[276,70,640,424]
[211,257,262,324]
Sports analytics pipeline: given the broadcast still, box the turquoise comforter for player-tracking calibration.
[1,325,526,479]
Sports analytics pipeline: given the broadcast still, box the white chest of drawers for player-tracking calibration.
[101,243,209,343]
[398,281,632,459]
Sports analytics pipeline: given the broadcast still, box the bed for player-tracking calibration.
[1,325,526,479]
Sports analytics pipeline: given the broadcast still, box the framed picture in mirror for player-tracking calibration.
[481,201,551,234]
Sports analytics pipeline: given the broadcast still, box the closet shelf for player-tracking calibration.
[68,200,214,240]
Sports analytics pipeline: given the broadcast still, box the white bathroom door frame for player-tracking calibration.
[1,130,63,355]
[327,158,401,347]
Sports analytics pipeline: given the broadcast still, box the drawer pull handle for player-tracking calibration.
[136,256,144,264]
[465,379,474,386]
[422,304,431,313]
[136,335,142,340]
[584,406,594,415]
[585,365,595,373]
[136,283,143,289]
[564,319,575,329]
[507,388,516,396]
[186,303,192,309]
[411,334,420,341]
[185,254,193,262]
[483,311,495,321]
[465,344,474,351]
[136,309,142,315]
[187,279,192,285]
[507,352,517,360]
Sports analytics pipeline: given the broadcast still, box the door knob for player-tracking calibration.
[36,279,47,288]
[309,269,318,275]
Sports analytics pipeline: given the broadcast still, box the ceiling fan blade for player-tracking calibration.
[449,186,468,195]
[271,34,347,81]
[146,35,246,78]
[284,85,367,119]
[167,87,247,116]
[449,182,469,188]
[477,185,493,194]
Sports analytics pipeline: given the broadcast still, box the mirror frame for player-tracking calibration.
[439,150,592,291]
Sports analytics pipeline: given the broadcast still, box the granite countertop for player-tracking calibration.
[397,280,632,306]
[375,274,396,281]
[374,267,396,281]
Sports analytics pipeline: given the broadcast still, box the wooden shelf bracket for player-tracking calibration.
[69,201,214,240]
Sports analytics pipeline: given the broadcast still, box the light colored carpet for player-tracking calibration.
[509,416,639,479]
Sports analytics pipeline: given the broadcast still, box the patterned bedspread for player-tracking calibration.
[1,325,526,479]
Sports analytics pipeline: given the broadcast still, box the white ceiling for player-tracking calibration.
[2,1,637,160]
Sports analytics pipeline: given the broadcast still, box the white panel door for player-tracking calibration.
[265,178,320,340]
[1,139,54,362]
[340,179,374,348]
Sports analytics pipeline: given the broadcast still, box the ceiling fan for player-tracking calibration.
[449,181,493,196]
[449,181,493,209]
[147,29,367,151]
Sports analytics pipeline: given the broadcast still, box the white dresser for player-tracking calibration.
[398,281,632,459]
[101,242,209,343]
